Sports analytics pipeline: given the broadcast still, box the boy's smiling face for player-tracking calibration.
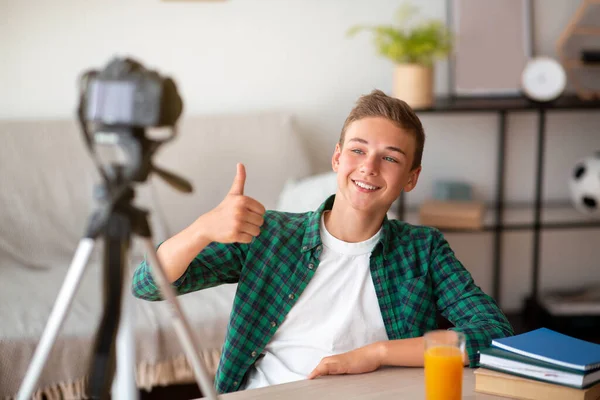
[332,116,421,214]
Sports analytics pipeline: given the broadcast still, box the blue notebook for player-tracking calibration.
[492,328,600,372]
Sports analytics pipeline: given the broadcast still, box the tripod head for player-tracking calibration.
[77,57,192,194]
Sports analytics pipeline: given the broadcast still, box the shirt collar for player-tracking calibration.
[301,194,396,257]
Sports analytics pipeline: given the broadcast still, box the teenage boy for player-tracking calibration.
[132,90,513,393]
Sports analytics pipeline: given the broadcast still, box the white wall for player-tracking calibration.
[2,0,599,312]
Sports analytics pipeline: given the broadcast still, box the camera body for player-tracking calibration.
[77,57,190,189]
[83,57,182,128]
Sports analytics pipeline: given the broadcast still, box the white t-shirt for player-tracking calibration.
[243,213,389,390]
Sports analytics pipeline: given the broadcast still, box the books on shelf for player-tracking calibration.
[418,200,484,230]
[539,284,600,316]
[474,368,600,400]
[491,328,600,372]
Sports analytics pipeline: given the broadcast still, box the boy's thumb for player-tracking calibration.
[228,163,246,195]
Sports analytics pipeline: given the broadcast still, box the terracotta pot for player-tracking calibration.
[393,63,434,109]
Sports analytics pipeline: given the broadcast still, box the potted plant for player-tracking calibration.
[348,4,452,109]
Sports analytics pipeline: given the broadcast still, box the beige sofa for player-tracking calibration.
[0,111,313,399]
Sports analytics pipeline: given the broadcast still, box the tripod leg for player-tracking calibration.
[141,239,218,400]
[88,213,128,399]
[112,268,138,400]
[17,239,96,400]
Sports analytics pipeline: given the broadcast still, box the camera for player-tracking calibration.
[15,56,210,400]
[77,57,191,189]
[83,57,183,128]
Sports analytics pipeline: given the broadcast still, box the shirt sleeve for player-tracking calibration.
[429,229,514,366]
[131,240,248,301]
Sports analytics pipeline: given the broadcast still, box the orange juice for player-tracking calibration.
[424,345,463,400]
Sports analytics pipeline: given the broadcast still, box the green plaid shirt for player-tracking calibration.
[132,195,513,393]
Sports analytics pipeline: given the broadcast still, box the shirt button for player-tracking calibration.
[271,321,277,328]
[316,245,322,251]
[251,351,257,357]
[288,293,295,300]
[302,246,308,251]
[233,381,238,386]
[308,263,314,269]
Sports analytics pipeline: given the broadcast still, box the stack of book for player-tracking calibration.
[475,328,600,400]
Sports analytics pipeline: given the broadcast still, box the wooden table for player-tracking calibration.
[200,367,506,399]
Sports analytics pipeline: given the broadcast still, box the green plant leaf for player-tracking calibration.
[348,2,452,66]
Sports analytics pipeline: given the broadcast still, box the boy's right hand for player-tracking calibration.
[196,163,266,244]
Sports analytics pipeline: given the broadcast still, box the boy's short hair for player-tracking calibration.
[339,89,425,170]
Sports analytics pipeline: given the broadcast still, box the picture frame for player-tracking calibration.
[447,0,534,97]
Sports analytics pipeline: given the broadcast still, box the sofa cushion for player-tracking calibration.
[150,111,313,236]
[276,171,338,213]
[0,119,167,270]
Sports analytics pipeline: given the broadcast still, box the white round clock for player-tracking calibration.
[521,57,567,102]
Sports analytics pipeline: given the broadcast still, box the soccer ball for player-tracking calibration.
[569,153,600,217]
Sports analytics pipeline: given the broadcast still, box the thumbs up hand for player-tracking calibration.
[195,163,266,244]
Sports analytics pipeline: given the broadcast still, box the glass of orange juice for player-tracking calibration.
[424,330,466,400]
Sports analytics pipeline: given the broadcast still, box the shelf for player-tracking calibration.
[573,27,600,35]
[524,297,600,342]
[539,295,600,316]
[412,94,600,113]
[404,94,600,307]
[398,202,600,233]
[564,59,600,68]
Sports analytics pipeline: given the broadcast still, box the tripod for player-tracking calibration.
[16,163,218,400]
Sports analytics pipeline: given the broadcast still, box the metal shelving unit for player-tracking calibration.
[396,94,600,328]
